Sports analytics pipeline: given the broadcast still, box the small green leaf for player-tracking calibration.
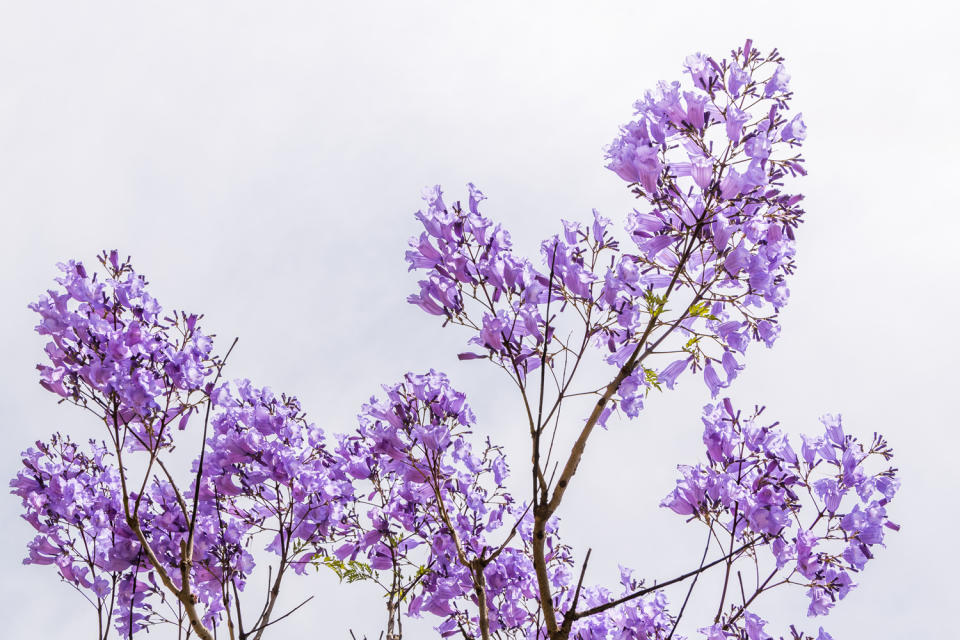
[319,556,376,584]
[644,291,669,317]
[688,302,709,317]
[643,367,663,392]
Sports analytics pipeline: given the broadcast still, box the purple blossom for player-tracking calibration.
[606,125,664,194]
[725,106,751,144]
[764,64,792,97]
[659,357,692,389]
[683,52,718,90]
[782,113,807,141]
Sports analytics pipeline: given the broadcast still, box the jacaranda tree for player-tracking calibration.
[11,41,899,640]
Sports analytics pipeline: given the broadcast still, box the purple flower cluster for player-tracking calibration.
[205,380,354,570]
[661,399,899,635]
[605,42,806,404]
[406,43,808,423]
[13,253,352,638]
[700,615,835,640]
[10,436,149,633]
[562,573,674,640]
[29,252,214,450]
[334,371,574,638]
[407,184,550,381]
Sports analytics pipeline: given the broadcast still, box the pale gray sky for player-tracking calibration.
[1,2,957,638]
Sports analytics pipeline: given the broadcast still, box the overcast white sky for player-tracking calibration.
[1,2,957,639]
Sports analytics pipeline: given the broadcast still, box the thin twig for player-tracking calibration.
[666,530,713,640]
[572,538,757,621]
[244,596,315,636]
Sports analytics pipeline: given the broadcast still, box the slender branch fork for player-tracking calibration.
[531,216,710,638]
[567,538,757,623]
[520,92,765,630]
[109,337,260,640]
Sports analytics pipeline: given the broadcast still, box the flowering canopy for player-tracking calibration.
[12,42,897,640]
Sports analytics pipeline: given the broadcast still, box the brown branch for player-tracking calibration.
[666,530,713,640]
[534,244,559,504]
[186,337,239,562]
[723,568,780,629]
[243,596,314,637]
[557,548,592,638]
[472,560,492,640]
[111,400,215,640]
[570,538,757,622]
[249,485,291,640]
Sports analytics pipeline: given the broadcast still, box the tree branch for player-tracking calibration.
[570,537,757,622]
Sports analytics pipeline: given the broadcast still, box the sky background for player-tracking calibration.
[1,2,957,638]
